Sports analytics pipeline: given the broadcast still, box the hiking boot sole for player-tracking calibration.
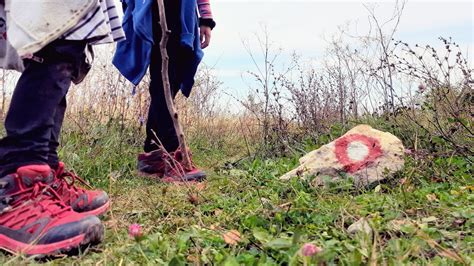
[81,201,110,217]
[137,170,207,183]
[0,220,104,257]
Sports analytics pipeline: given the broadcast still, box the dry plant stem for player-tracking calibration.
[150,131,192,189]
[156,0,192,169]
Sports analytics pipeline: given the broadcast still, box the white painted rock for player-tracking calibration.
[280,125,405,187]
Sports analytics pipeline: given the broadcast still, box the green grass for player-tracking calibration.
[0,122,472,265]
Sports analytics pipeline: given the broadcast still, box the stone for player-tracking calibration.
[280,125,405,187]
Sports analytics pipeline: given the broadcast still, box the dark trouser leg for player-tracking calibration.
[145,47,180,153]
[0,40,86,177]
[144,0,181,153]
[47,96,67,170]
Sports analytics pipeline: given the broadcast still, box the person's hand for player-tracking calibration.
[200,26,212,49]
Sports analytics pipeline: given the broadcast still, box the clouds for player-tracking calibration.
[207,1,472,54]
[202,1,472,99]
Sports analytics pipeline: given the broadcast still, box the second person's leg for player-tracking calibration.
[139,0,206,181]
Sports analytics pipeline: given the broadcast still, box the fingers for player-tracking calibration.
[200,30,205,47]
[200,27,211,49]
[201,33,210,49]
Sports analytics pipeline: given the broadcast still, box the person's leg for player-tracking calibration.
[0,40,86,177]
[139,0,206,181]
[144,0,181,153]
[42,51,110,217]
[145,52,180,152]
[47,96,67,170]
[0,40,104,256]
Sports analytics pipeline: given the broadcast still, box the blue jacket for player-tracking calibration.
[113,0,203,97]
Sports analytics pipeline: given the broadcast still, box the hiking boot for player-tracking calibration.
[165,148,206,182]
[52,162,109,216]
[0,165,104,256]
[137,149,206,182]
[137,149,167,176]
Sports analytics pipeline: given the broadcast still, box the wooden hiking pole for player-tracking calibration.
[156,0,192,169]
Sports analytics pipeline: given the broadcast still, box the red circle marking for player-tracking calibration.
[335,134,383,173]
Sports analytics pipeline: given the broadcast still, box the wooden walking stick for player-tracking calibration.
[156,0,192,169]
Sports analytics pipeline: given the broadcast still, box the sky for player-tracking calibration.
[200,0,473,102]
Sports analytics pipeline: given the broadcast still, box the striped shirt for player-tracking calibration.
[63,0,125,44]
[198,0,213,19]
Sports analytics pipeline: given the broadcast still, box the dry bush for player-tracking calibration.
[66,45,149,133]
[237,0,471,159]
[63,45,244,153]
[387,37,473,155]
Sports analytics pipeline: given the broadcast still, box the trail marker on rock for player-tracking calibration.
[280,125,405,187]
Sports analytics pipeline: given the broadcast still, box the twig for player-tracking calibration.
[238,117,252,157]
[156,0,192,169]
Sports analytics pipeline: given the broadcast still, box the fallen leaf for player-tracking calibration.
[426,193,438,202]
[347,218,372,235]
[104,219,118,228]
[194,182,207,191]
[387,219,411,231]
[223,230,241,245]
[278,202,292,211]
[421,216,438,223]
[374,184,382,193]
[187,255,199,263]
[460,186,474,192]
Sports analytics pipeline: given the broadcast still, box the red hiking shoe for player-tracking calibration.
[137,149,167,176]
[137,148,206,182]
[167,148,206,182]
[52,162,109,216]
[0,165,104,256]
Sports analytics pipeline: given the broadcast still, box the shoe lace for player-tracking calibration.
[6,182,71,221]
[56,170,92,192]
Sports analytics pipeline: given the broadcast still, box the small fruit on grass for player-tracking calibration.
[301,243,322,256]
[129,223,143,240]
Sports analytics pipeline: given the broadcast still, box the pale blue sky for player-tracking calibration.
[201,1,473,102]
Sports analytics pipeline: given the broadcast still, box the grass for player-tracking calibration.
[0,121,472,265]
